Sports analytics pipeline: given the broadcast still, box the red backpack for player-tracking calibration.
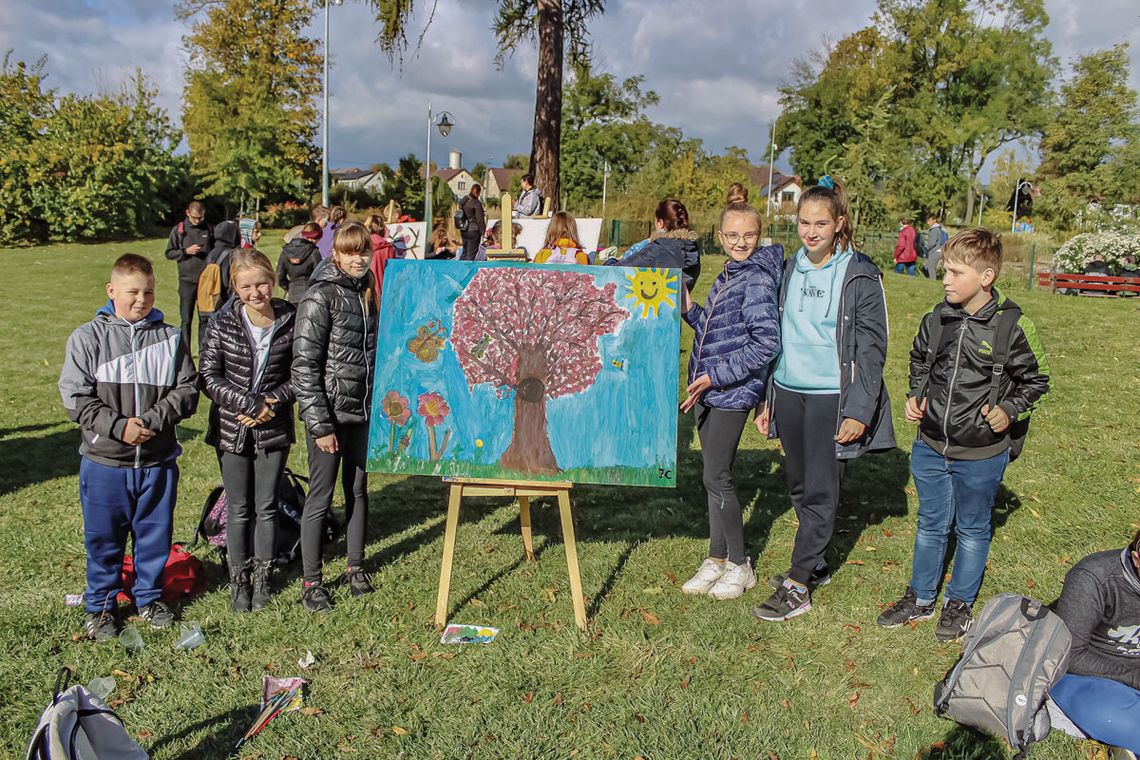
[116,544,206,605]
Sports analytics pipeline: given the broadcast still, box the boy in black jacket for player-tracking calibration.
[164,201,213,354]
[877,228,1051,641]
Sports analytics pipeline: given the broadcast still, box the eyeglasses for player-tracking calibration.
[719,231,759,247]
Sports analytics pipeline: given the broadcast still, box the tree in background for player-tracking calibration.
[0,54,180,243]
[0,54,53,242]
[368,0,605,213]
[177,0,321,207]
[560,64,659,208]
[777,0,1054,222]
[1036,44,1139,229]
[503,154,530,170]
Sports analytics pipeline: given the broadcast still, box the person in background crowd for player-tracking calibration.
[460,185,486,261]
[514,173,542,218]
[317,206,347,260]
[277,222,322,304]
[164,200,213,353]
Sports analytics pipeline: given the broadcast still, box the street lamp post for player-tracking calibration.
[1011,179,1031,234]
[977,192,987,227]
[601,160,611,219]
[423,105,454,238]
[321,0,343,208]
[766,118,778,221]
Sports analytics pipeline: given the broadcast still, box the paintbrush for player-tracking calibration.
[235,688,294,749]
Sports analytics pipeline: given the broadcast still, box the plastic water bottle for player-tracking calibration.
[87,676,115,701]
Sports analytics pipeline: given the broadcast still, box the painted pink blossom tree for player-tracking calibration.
[452,268,628,474]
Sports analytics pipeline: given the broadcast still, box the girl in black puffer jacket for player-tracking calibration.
[292,222,379,612]
[200,249,297,612]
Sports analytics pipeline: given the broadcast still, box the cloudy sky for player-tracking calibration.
[2,0,1138,175]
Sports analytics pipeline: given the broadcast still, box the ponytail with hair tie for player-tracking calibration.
[818,175,836,190]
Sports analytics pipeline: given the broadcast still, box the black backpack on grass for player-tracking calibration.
[193,467,340,565]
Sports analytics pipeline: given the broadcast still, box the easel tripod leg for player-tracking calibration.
[557,489,587,630]
[435,485,463,628]
[519,496,536,562]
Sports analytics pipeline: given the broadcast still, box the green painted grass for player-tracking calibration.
[0,233,1137,758]
[368,455,676,489]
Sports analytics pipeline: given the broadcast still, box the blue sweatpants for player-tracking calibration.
[1051,674,1140,752]
[79,457,177,613]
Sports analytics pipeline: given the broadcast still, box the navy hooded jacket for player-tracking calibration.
[684,244,783,411]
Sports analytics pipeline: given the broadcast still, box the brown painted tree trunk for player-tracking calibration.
[499,349,559,475]
[529,0,562,213]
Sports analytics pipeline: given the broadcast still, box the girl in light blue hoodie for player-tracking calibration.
[753,176,893,623]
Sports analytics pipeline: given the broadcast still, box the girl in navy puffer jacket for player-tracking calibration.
[678,202,782,601]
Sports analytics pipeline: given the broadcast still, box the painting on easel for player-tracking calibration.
[367,259,681,487]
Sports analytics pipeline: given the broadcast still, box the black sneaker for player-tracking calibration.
[346,567,374,597]
[752,580,812,622]
[301,583,334,612]
[877,587,936,628]
[137,600,175,629]
[85,610,119,642]
[935,599,974,642]
[768,563,832,590]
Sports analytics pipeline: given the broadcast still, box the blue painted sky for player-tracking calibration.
[367,260,680,475]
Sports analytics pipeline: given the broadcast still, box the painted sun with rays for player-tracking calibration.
[623,268,678,318]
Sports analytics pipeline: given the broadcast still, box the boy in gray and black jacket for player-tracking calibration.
[58,254,198,641]
[878,228,1051,641]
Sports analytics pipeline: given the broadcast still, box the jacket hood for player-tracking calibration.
[310,257,372,291]
[651,228,701,243]
[649,234,700,255]
[1118,547,1140,594]
[225,293,296,327]
[96,300,165,324]
[282,237,319,259]
[725,244,783,276]
[213,220,240,249]
[940,287,1016,323]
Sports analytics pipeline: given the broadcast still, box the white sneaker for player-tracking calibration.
[708,559,757,600]
[681,558,728,595]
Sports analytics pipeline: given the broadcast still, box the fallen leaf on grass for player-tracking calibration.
[768,753,779,760]
[634,713,646,724]
[432,652,456,661]
[642,586,664,595]
[686,656,697,666]
[680,672,691,689]
[845,660,857,672]
[665,571,678,586]
[136,730,153,740]
[1026,579,1035,589]
[112,669,132,679]
[740,710,750,725]
[554,692,563,706]
[391,725,407,735]
[543,588,557,603]
[779,699,791,711]
[640,610,661,626]
[882,528,893,538]
[300,707,323,716]
[904,697,920,716]
[848,692,860,710]
[1027,507,1040,519]
[843,624,862,635]
[785,655,795,671]
[521,691,534,704]
[573,651,593,659]
[846,559,865,566]
[409,651,429,662]
[469,598,486,608]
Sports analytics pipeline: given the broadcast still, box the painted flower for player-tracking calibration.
[475,439,484,448]
[417,392,451,427]
[382,390,411,426]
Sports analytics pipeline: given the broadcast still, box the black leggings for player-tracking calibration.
[695,402,750,566]
[302,423,369,584]
[773,387,845,585]
[220,448,287,570]
[177,279,199,356]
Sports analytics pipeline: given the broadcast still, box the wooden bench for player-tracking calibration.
[1038,272,1140,297]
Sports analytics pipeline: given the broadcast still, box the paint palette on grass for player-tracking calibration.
[367,259,680,487]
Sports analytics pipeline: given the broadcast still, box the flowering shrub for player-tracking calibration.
[1053,232,1140,274]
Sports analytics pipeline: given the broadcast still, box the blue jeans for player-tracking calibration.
[1051,674,1140,752]
[80,457,177,613]
[894,262,917,276]
[908,439,1008,605]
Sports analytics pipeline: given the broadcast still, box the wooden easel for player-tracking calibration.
[484,192,528,261]
[435,477,587,631]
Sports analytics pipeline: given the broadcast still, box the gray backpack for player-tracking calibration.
[933,594,1072,757]
[26,668,148,760]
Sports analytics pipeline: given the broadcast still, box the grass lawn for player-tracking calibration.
[0,233,1136,759]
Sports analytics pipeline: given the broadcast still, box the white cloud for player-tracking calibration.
[2,0,1137,182]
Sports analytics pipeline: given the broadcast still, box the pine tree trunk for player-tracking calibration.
[529,0,562,213]
[499,350,559,475]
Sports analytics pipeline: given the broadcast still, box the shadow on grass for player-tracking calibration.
[916,724,1010,760]
[0,425,81,497]
[146,702,261,760]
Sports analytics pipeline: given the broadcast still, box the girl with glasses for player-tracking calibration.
[677,201,783,600]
